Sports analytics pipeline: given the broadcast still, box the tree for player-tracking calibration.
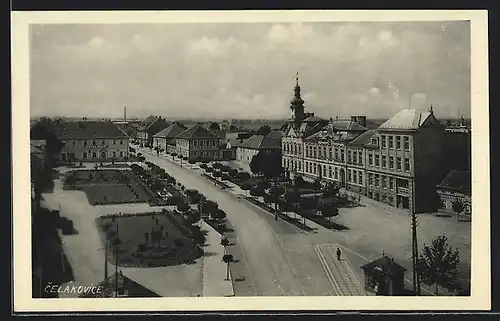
[222,253,235,281]
[256,125,271,136]
[322,183,340,197]
[250,152,266,176]
[199,200,218,217]
[417,234,461,295]
[237,172,251,181]
[212,162,223,170]
[177,202,190,212]
[250,186,265,199]
[452,199,465,221]
[65,175,77,187]
[240,179,255,197]
[320,203,340,223]
[221,237,230,254]
[188,159,196,165]
[293,175,306,188]
[136,243,146,265]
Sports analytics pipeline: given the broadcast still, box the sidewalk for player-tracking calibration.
[201,221,235,297]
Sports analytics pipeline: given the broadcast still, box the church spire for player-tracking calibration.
[290,72,305,122]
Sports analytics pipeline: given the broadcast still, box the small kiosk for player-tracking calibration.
[361,255,407,296]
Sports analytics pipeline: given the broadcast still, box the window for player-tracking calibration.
[381,135,386,148]
[72,141,76,146]
[113,140,116,145]
[323,146,327,159]
[347,150,352,164]
[389,177,394,190]
[313,146,317,158]
[371,138,378,145]
[388,136,394,149]
[112,151,116,157]
[382,155,387,168]
[92,140,96,145]
[306,162,309,173]
[404,136,410,151]
[396,136,401,150]
[299,162,302,171]
[405,158,410,172]
[120,140,124,145]
[328,147,332,160]
[382,176,387,189]
[92,152,97,158]
[340,150,345,162]
[359,171,363,184]
[323,165,327,176]
[375,154,380,167]
[83,152,87,159]
[368,173,373,185]
[369,153,373,166]
[298,145,302,155]
[389,156,394,169]
[335,148,339,161]
[397,157,402,171]
[84,140,87,146]
[335,168,339,179]
[348,170,352,182]
[102,140,106,145]
[329,166,333,178]
[358,151,363,165]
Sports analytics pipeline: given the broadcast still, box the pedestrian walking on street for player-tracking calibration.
[336,247,342,261]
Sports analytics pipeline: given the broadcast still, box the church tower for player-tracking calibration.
[290,74,305,123]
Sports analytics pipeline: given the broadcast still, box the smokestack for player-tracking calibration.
[124,106,127,123]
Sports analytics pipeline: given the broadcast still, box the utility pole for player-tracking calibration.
[115,221,119,298]
[104,240,108,280]
[410,209,421,295]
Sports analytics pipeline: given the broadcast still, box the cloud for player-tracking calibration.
[29,22,471,119]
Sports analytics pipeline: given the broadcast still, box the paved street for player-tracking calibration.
[141,151,340,296]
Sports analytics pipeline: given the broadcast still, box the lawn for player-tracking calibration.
[95,212,203,268]
[63,169,157,205]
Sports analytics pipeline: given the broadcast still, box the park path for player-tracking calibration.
[41,179,203,297]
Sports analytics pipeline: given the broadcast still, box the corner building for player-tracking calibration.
[281,78,447,214]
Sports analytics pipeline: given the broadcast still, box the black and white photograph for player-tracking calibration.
[12,10,490,312]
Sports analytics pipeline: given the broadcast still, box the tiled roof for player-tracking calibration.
[227,139,246,148]
[239,134,280,150]
[303,115,327,123]
[378,109,432,130]
[331,120,368,131]
[437,170,471,194]
[361,256,407,273]
[51,121,128,140]
[153,123,186,139]
[176,124,219,140]
[266,130,283,140]
[348,129,378,146]
[138,117,169,132]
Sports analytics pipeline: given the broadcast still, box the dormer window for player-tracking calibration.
[371,138,378,145]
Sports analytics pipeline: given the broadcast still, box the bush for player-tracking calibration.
[174,238,184,247]
[188,159,196,164]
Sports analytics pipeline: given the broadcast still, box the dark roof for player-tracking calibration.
[176,124,219,140]
[138,117,169,133]
[348,129,378,146]
[227,139,246,148]
[51,121,128,140]
[303,115,327,123]
[240,134,280,150]
[266,130,283,140]
[153,123,186,139]
[437,170,471,194]
[331,120,368,131]
[361,256,407,274]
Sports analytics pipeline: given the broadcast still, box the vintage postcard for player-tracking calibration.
[12,10,490,312]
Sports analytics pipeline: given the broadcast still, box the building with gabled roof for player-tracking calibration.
[47,120,130,163]
[136,116,169,147]
[152,122,187,154]
[436,169,471,215]
[236,133,281,164]
[175,124,220,160]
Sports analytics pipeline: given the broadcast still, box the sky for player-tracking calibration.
[30,21,471,120]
